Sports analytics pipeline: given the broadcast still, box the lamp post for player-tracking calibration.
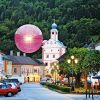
[51,62,59,83]
[67,55,78,91]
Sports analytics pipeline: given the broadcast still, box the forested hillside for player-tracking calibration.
[0,0,100,58]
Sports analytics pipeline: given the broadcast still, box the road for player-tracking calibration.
[0,83,99,100]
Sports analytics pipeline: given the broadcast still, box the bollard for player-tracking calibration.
[89,89,90,98]
[91,89,94,100]
[86,89,87,100]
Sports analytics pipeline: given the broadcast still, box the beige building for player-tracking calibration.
[7,55,44,82]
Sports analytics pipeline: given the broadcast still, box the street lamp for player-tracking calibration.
[51,62,59,83]
[67,55,78,91]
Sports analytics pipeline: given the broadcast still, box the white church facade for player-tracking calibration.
[42,23,66,75]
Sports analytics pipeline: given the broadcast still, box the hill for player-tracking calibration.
[0,0,99,58]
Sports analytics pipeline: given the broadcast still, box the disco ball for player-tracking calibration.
[15,24,43,53]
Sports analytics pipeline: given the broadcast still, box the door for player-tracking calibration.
[0,85,8,95]
[33,77,35,82]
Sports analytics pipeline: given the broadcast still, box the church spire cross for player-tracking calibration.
[54,18,55,23]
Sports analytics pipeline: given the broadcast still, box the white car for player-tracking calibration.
[40,77,54,83]
[0,83,3,85]
[9,76,24,84]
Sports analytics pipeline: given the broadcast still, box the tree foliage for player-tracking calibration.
[0,0,99,58]
[59,48,100,87]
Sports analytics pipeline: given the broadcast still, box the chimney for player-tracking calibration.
[23,53,26,57]
[10,50,13,55]
[17,52,20,56]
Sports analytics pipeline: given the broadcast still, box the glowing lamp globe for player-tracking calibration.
[15,24,43,53]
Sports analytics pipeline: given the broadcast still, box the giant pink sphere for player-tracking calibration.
[15,24,43,53]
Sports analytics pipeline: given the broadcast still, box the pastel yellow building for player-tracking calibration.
[7,55,45,82]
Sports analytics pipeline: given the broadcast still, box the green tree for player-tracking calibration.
[59,48,100,88]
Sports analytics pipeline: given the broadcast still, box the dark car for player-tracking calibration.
[0,84,18,97]
[1,79,20,85]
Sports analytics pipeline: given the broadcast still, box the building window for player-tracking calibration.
[21,68,23,74]
[53,55,55,58]
[32,69,34,73]
[38,69,40,74]
[46,55,49,58]
[14,68,17,73]
[56,32,57,34]
[34,68,37,73]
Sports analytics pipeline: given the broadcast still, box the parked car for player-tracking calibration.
[9,79,21,85]
[0,84,18,97]
[9,76,24,84]
[0,83,3,85]
[6,83,21,92]
[14,83,21,92]
[40,77,54,84]
[47,78,54,83]
[61,78,68,85]
[1,79,21,85]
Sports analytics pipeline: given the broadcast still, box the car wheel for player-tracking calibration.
[7,92,13,97]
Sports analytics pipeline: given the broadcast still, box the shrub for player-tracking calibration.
[41,83,71,93]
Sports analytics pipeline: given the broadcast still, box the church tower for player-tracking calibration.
[42,22,66,75]
[50,23,58,41]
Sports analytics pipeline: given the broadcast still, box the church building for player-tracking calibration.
[42,22,66,75]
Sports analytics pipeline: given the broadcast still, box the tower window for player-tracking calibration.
[52,32,54,34]
[46,55,49,58]
[56,32,57,34]
[53,55,55,58]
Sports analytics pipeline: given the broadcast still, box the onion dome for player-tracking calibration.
[51,23,57,29]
